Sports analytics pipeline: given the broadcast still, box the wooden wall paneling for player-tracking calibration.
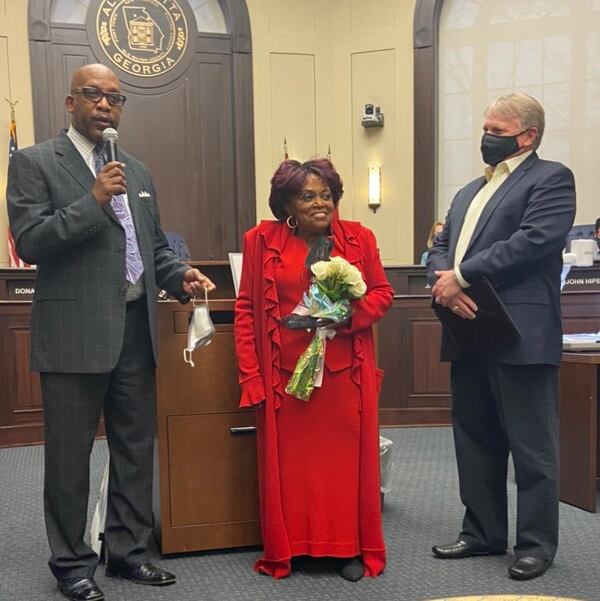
[28,41,54,142]
[220,0,252,49]
[194,53,237,258]
[222,0,255,245]
[28,3,52,141]
[232,50,256,244]
[413,0,443,262]
[28,0,256,261]
[413,43,436,263]
[195,36,232,55]
[47,27,92,139]
[52,47,94,134]
[27,0,50,40]
[50,25,87,44]
[113,54,237,262]
[120,79,195,238]
[0,303,43,447]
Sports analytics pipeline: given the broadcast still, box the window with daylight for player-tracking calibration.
[437,0,600,224]
[50,0,227,33]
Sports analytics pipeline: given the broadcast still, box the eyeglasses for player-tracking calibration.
[71,87,127,108]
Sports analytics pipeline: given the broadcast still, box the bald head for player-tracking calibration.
[66,63,124,144]
[70,63,119,91]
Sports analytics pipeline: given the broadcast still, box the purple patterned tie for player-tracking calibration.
[95,149,144,284]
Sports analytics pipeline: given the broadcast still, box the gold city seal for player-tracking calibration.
[96,0,188,77]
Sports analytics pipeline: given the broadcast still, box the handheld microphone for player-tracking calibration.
[102,128,119,163]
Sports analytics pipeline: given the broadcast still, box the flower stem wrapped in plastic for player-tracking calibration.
[284,257,366,401]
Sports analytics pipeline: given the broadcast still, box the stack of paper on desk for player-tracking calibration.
[562,332,600,351]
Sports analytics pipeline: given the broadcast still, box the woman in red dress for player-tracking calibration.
[234,158,393,581]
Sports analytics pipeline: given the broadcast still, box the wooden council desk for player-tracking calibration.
[559,352,600,512]
[2,264,600,538]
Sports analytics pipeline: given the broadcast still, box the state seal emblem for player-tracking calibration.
[95,0,188,77]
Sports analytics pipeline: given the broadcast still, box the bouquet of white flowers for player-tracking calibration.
[283,256,367,401]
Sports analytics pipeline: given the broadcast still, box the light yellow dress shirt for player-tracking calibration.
[454,151,532,287]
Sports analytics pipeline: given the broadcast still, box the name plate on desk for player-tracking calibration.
[8,283,35,300]
[0,269,36,300]
[563,266,600,292]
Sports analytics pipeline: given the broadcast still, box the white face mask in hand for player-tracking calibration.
[183,288,215,367]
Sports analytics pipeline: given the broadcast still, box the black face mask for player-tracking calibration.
[480,129,529,166]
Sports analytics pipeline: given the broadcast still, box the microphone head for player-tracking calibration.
[102,128,118,143]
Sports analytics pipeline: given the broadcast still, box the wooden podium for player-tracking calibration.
[153,262,261,553]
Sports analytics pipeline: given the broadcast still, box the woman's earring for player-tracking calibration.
[286,215,297,229]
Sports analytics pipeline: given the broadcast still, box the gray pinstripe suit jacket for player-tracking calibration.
[7,131,189,373]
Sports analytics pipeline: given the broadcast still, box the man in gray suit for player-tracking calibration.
[427,93,575,581]
[7,64,215,601]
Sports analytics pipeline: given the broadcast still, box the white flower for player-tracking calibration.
[311,260,331,281]
[310,257,366,299]
[348,278,367,298]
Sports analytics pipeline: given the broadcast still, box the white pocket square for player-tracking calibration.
[138,191,151,198]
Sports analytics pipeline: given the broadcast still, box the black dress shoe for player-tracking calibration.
[57,577,104,601]
[339,557,364,582]
[432,539,506,559]
[105,562,176,586]
[508,556,551,580]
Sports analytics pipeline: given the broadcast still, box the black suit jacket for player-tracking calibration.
[7,131,189,372]
[427,152,576,366]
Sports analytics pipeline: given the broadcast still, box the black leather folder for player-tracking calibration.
[432,277,521,355]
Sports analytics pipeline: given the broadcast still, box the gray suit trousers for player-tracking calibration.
[451,360,559,561]
[41,298,155,579]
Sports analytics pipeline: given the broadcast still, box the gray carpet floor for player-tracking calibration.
[1,426,599,601]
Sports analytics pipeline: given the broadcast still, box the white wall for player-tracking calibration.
[0,1,35,267]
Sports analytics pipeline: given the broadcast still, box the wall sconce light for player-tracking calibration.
[368,163,381,212]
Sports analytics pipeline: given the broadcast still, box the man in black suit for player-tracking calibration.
[7,64,215,601]
[427,92,576,581]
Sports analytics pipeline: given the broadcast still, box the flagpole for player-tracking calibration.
[5,97,32,269]
[4,97,19,145]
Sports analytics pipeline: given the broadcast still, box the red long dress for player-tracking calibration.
[234,219,393,578]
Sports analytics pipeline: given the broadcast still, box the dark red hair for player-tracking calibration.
[268,158,344,221]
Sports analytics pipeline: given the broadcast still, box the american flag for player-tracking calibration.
[7,116,32,268]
